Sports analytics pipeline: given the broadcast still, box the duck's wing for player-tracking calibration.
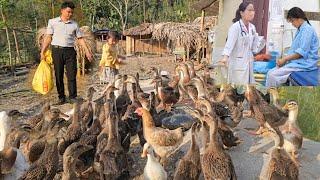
[150,128,183,146]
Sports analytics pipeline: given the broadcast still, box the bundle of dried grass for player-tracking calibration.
[74,26,96,65]
[36,27,47,49]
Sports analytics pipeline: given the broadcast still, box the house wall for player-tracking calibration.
[126,35,169,56]
[211,0,242,63]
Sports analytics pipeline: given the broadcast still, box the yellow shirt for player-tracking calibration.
[99,43,120,69]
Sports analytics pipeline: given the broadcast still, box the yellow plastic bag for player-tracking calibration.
[32,60,54,95]
[44,49,53,65]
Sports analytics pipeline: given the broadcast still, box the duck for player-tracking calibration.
[187,77,207,99]
[25,102,51,130]
[0,145,29,179]
[0,111,11,151]
[135,107,183,165]
[19,135,59,180]
[58,101,83,155]
[266,126,299,180]
[245,85,288,136]
[201,112,237,180]
[173,123,201,180]
[148,67,170,87]
[94,84,118,105]
[114,74,123,98]
[125,73,144,94]
[152,76,180,112]
[268,87,283,110]
[116,75,131,118]
[280,100,303,163]
[141,143,167,180]
[81,87,96,129]
[62,142,93,180]
[98,102,129,180]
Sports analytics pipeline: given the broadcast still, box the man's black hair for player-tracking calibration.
[61,1,75,10]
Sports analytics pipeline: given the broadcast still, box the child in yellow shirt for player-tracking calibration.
[99,31,124,83]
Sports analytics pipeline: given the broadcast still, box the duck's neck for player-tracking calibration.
[274,127,284,148]
[208,119,221,150]
[271,92,279,107]
[141,111,155,128]
[288,108,298,130]
[194,82,206,98]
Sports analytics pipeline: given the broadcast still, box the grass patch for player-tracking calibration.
[279,87,320,142]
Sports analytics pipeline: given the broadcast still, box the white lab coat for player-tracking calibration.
[222,19,260,85]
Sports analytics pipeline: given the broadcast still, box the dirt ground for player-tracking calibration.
[0,55,177,112]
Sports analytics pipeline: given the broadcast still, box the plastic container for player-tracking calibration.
[253,51,279,74]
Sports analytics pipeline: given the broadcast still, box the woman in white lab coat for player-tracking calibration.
[220,2,261,85]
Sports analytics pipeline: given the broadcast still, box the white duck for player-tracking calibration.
[0,111,10,151]
[141,143,167,180]
[0,111,29,179]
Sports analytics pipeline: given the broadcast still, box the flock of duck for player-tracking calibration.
[0,61,303,180]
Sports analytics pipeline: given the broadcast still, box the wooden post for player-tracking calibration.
[12,30,21,65]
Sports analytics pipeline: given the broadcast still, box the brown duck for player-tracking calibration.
[266,126,299,180]
[245,85,288,135]
[173,123,201,180]
[98,102,129,180]
[201,113,237,180]
[58,101,83,155]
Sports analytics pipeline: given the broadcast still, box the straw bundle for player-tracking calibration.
[36,27,47,49]
[74,26,96,64]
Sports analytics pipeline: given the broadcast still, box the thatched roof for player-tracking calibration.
[193,0,218,11]
[123,23,154,36]
[193,16,218,29]
[152,22,207,49]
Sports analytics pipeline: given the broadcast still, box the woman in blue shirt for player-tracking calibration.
[266,7,319,87]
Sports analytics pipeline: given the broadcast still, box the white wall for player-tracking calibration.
[211,0,242,63]
[268,0,320,54]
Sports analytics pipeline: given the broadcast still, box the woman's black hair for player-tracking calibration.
[232,2,252,23]
[287,7,311,25]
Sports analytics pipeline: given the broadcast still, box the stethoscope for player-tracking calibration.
[239,21,248,37]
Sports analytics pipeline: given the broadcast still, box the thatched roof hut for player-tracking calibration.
[152,22,207,50]
[123,23,154,36]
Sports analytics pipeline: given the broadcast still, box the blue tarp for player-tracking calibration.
[289,68,319,86]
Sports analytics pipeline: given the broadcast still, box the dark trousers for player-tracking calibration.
[52,47,77,100]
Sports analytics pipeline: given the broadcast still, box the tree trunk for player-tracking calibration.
[0,7,13,72]
[52,0,55,18]
[12,30,21,65]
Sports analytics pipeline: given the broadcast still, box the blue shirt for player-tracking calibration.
[285,21,319,71]
[46,17,83,47]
